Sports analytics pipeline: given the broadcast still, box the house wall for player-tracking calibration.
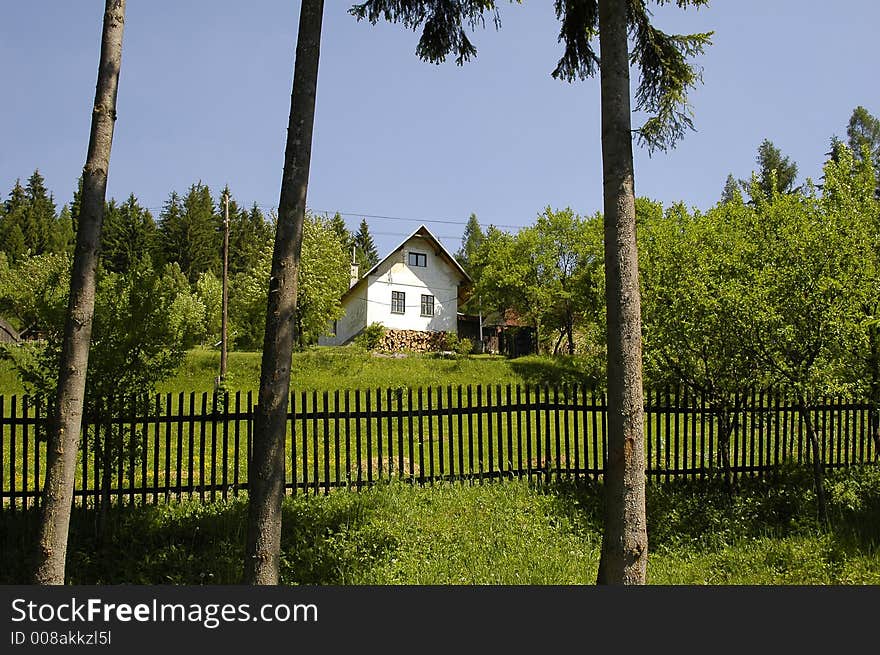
[365,235,462,334]
[317,283,367,346]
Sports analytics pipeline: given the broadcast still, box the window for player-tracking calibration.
[408,252,427,267]
[420,294,434,317]
[391,291,406,314]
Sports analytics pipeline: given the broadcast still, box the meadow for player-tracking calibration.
[2,466,879,584]
[1,346,879,585]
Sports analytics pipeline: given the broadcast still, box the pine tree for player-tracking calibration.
[0,180,28,262]
[23,170,58,254]
[226,193,272,275]
[742,139,798,199]
[329,212,353,255]
[721,173,741,204]
[157,191,186,268]
[455,212,483,274]
[847,105,880,197]
[101,193,158,272]
[353,218,378,274]
[53,205,76,255]
[158,183,220,282]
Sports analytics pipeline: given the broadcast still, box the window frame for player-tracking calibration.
[420,294,435,317]
[391,290,406,314]
[408,251,427,268]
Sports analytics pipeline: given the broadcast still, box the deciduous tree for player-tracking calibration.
[245,0,325,585]
[34,0,126,585]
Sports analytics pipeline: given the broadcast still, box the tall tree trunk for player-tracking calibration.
[244,0,324,585]
[33,0,125,585]
[595,0,648,585]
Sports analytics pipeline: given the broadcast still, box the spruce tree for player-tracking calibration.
[23,170,57,255]
[742,139,798,199]
[53,205,76,255]
[329,212,353,255]
[0,180,28,262]
[101,193,158,273]
[158,183,220,282]
[226,193,272,275]
[353,217,378,274]
[455,212,483,274]
[157,191,186,269]
[721,173,741,204]
[847,105,880,197]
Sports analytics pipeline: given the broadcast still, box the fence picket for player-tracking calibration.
[2,387,877,508]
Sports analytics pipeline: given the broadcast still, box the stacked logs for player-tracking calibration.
[378,329,450,352]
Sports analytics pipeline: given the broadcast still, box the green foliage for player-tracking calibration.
[353,218,378,275]
[847,105,880,173]
[0,171,71,262]
[473,207,604,357]
[0,255,191,404]
[158,184,220,282]
[195,271,223,346]
[741,139,799,200]
[229,212,349,350]
[100,194,158,273]
[354,322,386,351]
[455,212,483,276]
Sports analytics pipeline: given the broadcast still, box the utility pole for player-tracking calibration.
[220,191,230,383]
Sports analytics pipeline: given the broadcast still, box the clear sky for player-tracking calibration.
[2,1,878,257]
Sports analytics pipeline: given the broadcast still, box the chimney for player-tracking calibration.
[349,245,359,288]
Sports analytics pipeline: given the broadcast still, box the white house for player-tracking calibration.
[319,224,472,347]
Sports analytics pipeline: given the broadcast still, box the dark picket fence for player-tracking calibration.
[1,386,877,510]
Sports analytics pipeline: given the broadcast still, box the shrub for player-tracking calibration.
[354,322,386,351]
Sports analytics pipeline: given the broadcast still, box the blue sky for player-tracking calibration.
[1,1,878,256]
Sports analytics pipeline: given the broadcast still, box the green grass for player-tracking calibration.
[0,346,602,396]
[3,465,879,585]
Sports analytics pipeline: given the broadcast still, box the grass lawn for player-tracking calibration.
[0,346,601,396]
[2,465,879,584]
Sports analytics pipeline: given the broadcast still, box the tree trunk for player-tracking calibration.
[244,0,324,585]
[33,0,125,585]
[566,319,575,356]
[715,410,736,492]
[796,397,830,530]
[595,0,648,585]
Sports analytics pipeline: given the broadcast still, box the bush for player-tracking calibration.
[442,333,472,357]
[354,322,386,351]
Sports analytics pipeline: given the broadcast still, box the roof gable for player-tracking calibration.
[341,224,472,302]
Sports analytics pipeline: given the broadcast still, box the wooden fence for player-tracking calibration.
[1,386,877,510]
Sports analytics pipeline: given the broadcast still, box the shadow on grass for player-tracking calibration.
[509,355,603,390]
[540,463,880,556]
[0,490,398,585]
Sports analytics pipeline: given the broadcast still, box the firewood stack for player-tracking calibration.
[379,329,450,352]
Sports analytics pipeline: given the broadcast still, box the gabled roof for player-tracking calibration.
[341,224,472,302]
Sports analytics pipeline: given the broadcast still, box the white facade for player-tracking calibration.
[319,226,471,346]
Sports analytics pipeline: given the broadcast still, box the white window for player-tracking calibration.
[391,291,406,314]
[420,294,434,317]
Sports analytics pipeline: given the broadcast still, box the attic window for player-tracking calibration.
[408,252,427,267]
